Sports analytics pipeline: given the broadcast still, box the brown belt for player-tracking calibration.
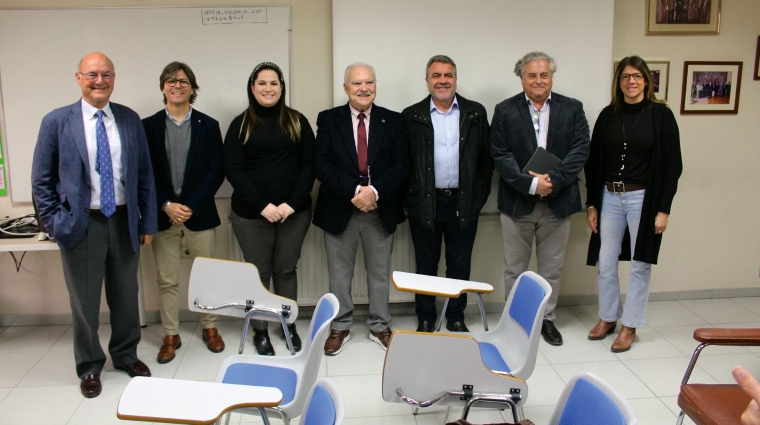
[605,182,646,193]
[89,205,127,215]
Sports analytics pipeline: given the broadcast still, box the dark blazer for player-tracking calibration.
[490,92,590,220]
[32,100,157,251]
[142,109,224,232]
[402,94,493,231]
[585,102,682,265]
[313,103,408,235]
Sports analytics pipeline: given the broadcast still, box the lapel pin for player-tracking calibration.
[382,119,385,123]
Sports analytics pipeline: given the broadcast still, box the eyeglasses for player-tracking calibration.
[77,72,115,81]
[620,73,644,82]
[165,79,191,88]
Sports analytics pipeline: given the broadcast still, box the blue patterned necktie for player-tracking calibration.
[94,110,116,217]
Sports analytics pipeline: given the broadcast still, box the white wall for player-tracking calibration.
[1,0,759,321]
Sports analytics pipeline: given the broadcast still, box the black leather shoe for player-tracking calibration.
[541,319,563,346]
[416,320,434,333]
[446,320,470,332]
[115,359,151,377]
[80,374,102,398]
[280,324,302,352]
[253,329,275,356]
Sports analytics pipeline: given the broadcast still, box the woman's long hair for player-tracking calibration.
[610,56,663,113]
[240,62,301,144]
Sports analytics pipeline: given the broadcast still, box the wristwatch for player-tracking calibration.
[162,201,171,211]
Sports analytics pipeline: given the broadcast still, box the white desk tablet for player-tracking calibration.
[117,377,282,425]
[392,271,493,331]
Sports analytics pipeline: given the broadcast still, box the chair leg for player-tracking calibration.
[257,407,271,425]
[412,406,419,415]
[675,410,685,425]
[223,411,231,425]
[443,406,452,424]
[476,293,488,331]
[436,299,450,332]
[515,406,525,421]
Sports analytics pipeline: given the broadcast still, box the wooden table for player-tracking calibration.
[117,377,283,425]
[392,271,494,331]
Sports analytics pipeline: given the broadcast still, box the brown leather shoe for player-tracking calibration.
[588,320,617,340]
[369,327,392,350]
[202,328,225,353]
[80,373,101,398]
[611,325,636,353]
[115,359,151,377]
[324,329,350,356]
[157,335,182,364]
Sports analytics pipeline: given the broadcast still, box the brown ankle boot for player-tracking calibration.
[611,326,636,353]
[588,320,617,340]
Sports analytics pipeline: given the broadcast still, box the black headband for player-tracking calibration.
[250,62,284,84]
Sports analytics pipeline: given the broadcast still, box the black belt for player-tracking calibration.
[89,205,126,215]
[605,182,646,193]
[435,188,458,197]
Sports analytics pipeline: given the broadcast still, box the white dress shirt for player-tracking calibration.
[81,99,126,209]
[525,93,552,195]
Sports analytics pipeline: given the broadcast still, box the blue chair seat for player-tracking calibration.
[302,384,337,425]
[222,363,298,405]
[479,342,510,373]
[558,378,626,425]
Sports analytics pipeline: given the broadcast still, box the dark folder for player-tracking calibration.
[522,147,561,175]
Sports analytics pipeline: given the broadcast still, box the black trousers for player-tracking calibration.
[409,193,479,323]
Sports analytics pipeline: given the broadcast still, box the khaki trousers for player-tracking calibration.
[152,224,217,335]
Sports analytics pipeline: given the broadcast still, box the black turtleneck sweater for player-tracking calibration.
[603,99,654,185]
[223,101,316,219]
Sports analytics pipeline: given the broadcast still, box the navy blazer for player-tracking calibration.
[142,109,224,232]
[490,92,590,220]
[32,100,157,251]
[313,103,408,235]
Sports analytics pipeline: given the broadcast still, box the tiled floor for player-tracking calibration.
[1,298,760,424]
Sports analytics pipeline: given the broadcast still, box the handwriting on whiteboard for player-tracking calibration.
[201,7,267,25]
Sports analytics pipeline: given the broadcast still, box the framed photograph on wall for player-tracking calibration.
[615,60,670,101]
[681,61,742,114]
[754,36,760,80]
[646,0,721,35]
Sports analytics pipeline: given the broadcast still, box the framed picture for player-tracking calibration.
[680,61,742,114]
[754,36,760,80]
[646,0,721,35]
[614,60,670,101]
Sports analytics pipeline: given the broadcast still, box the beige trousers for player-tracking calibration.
[152,224,217,335]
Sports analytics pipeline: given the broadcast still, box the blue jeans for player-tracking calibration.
[597,189,652,328]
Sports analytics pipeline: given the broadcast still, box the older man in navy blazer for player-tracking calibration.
[313,63,408,355]
[490,52,590,346]
[32,52,157,398]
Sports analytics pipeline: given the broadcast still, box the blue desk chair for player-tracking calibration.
[214,293,339,425]
[464,271,552,381]
[301,378,344,425]
[548,372,637,425]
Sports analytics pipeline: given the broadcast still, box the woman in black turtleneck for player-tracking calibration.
[223,62,315,356]
[583,56,683,353]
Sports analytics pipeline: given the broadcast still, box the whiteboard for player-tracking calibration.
[333,0,613,214]
[0,6,290,202]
